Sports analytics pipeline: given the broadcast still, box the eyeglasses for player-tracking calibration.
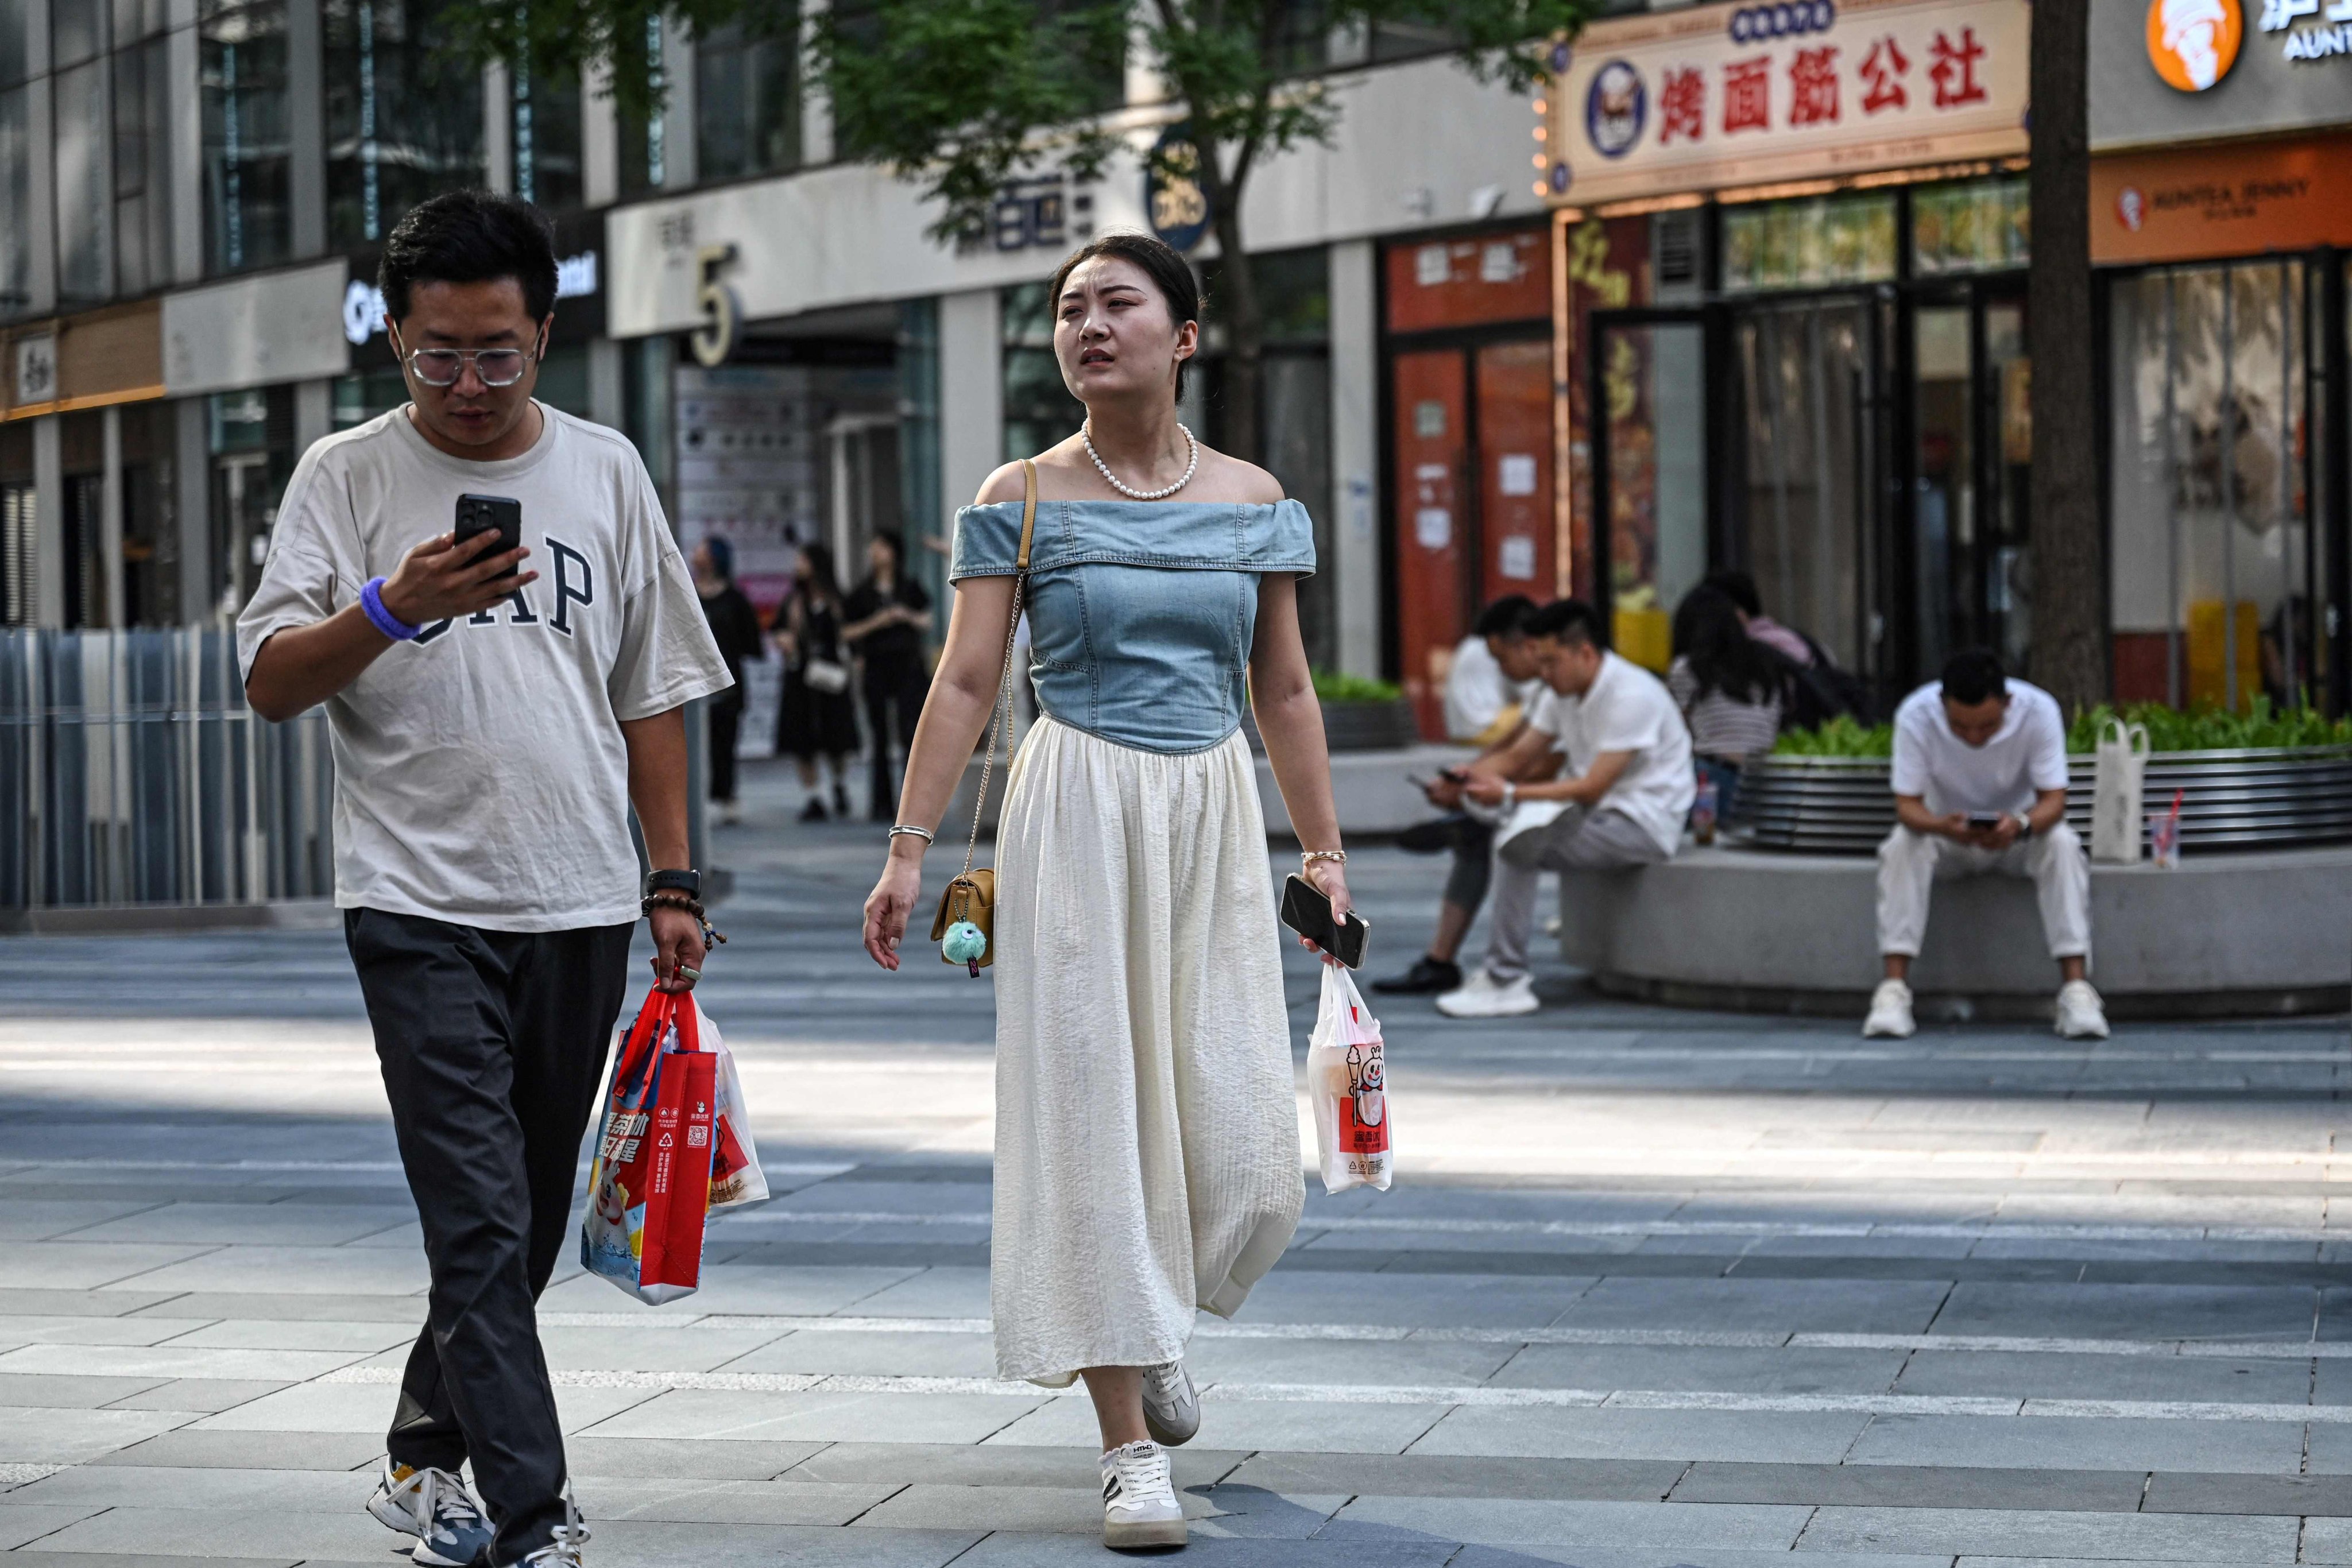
[404,347,537,388]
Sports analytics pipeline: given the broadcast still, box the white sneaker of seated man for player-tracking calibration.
[1865,975,2112,1040]
[1436,968,1539,1019]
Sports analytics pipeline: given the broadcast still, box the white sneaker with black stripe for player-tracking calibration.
[1140,1360,1199,1447]
[366,1461,493,1567]
[1100,1439,1186,1549]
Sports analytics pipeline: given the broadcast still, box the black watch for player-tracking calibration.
[644,868,701,900]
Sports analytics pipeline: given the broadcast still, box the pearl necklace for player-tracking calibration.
[1082,420,1198,500]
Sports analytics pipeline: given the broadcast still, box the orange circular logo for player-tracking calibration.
[2146,0,2241,91]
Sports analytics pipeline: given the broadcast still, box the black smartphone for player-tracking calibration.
[454,493,523,583]
[1281,873,1370,969]
[1966,812,2003,832]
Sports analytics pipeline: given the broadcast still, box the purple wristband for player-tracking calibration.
[361,576,420,642]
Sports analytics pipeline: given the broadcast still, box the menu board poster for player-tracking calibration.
[1544,0,2030,208]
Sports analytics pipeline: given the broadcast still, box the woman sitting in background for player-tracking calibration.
[1669,583,1794,819]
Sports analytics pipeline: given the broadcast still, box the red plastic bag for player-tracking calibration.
[580,989,719,1303]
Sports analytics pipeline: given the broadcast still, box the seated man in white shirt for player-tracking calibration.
[1436,599,1693,1019]
[1374,595,1547,996]
[1866,648,2107,1040]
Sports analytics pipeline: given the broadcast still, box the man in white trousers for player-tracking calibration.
[1865,647,2107,1040]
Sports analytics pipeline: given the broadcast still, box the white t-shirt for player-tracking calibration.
[237,405,733,932]
[1890,678,2069,815]
[1442,636,1542,745]
[1528,651,1695,855]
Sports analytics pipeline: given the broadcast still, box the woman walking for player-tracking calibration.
[774,543,858,821]
[842,531,935,820]
[691,536,764,826]
[862,233,1348,1552]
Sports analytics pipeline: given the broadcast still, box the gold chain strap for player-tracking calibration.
[959,458,1038,877]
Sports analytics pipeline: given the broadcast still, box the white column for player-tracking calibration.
[175,397,211,625]
[799,0,834,165]
[483,64,513,195]
[287,0,325,257]
[294,380,332,463]
[1328,238,1380,679]
[100,406,123,628]
[588,338,624,429]
[661,16,697,189]
[938,289,1002,521]
[581,60,618,207]
[167,1,205,284]
[32,416,63,628]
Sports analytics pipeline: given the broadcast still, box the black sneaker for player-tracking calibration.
[798,797,829,823]
[1372,957,1463,995]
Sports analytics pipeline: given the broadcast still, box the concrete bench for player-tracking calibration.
[1556,845,2352,1020]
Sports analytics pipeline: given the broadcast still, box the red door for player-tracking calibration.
[1475,339,1556,607]
[1392,350,1469,739]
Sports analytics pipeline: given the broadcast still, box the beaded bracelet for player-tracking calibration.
[1300,849,1348,867]
[642,890,728,948]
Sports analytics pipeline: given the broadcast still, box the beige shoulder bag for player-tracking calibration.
[930,459,1039,975]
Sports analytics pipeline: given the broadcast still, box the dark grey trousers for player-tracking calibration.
[345,908,633,1567]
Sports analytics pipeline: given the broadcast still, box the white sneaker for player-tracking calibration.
[2055,978,2110,1040]
[366,1461,493,1567]
[1100,1439,1186,1549]
[515,1486,589,1568]
[1436,969,1539,1019]
[1141,1359,1199,1447]
[1862,978,1916,1039]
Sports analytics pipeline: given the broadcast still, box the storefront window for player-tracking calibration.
[201,0,292,275]
[55,56,109,301]
[511,60,582,211]
[617,16,665,196]
[53,0,103,66]
[698,14,799,182]
[207,385,295,617]
[1912,176,2030,277]
[333,365,408,429]
[324,0,486,246]
[0,84,29,318]
[1722,192,1895,295]
[0,0,31,87]
[114,34,173,296]
[2109,261,2313,711]
[1001,280,1082,462]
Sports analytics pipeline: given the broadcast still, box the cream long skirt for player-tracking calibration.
[989,717,1305,1386]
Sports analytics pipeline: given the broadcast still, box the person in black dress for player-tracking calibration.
[692,536,765,826]
[775,542,859,821]
[841,531,934,821]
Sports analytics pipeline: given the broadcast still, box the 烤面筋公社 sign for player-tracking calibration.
[1541,0,2029,207]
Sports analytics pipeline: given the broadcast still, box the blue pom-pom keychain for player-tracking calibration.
[942,919,988,975]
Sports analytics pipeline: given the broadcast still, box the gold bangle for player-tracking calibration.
[1301,849,1347,865]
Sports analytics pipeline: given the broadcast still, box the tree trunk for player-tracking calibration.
[1195,138,1263,464]
[2027,0,2104,712]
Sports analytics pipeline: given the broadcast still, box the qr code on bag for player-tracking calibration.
[687,1126,709,1147]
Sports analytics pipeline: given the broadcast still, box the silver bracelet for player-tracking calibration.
[887,824,934,845]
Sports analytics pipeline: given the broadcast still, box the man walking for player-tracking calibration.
[238,192,732,1568]
[1864,648,2106,1040]
[1436,600,1693,1019]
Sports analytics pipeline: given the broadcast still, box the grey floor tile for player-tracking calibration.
[1844,1412,2307,1475]
[1926,1283,2318,1342]
[0,1505,111,1551]
[1324,1495,1809,1549]
[0,1406,196,1464]
[537,1265,924,1318]
[102,1380,291,1414]
[779,1442,1247,1493]
[119,1294,423,1323]
[711,1330,999,1379]
[87,1431,387,1472]
[0,1202,165,1241]
[59,1205,411,1246]
[0,1317,212,1348]
[1189,1334,1521,1387]
[1492,1344,1906,1395]
[1409,1406,1870,1464]
[191,1378,656,1436]
[1674,1461,2146,1512]
[985,1393,1450,1454]
[1796,1505,2300,1559]
[91,1246,429,1299]
[0,1345,358,1382]
[1454,1551,1954,1568]
[4,1245,219,1292]
[1555,1277,1951,1335]
[948,1535,1457,1566]
[10,1464,376,1512]
[0,1373,168,1408]
[0,1556,299,1568]
[566,1437,827,1481]
[541,1519,982,1568]
[532,1323,793,1373]
[580,1387,1046,1445]
[1894,1349,2312,1403]
[580,1477,901,1526]
[852,1482,1225,1535]
[1223,1452,1684,1502]
[24,1505,395,1559]
[828,1268,994,1318]
[2144,1470,2352,1516]
[1228,1270,1596,1330]
[154,1321,412,1354]
[2301,1515,2352,1563]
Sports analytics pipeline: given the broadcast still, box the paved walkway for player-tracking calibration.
[2,760,2350,1566]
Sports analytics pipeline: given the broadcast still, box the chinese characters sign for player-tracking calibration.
[1545,0,2029,207]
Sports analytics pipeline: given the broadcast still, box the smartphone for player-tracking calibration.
[454,494,523,584]
[1966,812,2003,832]
[1281,873,1370,969]
[1439,767,1471,784]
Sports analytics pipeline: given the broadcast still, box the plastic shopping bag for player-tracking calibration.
[694,1000,768,1210]
[1308,964,1392,1194]
[2091,717,2150,864]
[581,989,719,1304]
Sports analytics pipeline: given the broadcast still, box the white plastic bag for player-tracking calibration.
[1308,965,1392,1194]
[2091,717,2149,864]
[695,999,769,1210]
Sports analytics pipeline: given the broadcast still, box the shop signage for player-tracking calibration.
[970,174,1094,255]
[1146,125,1213,253]
[1543,0,2029,207]
[340,250,602,347]
[2090,130,2352,262]
[13,334,55,408]
[2146,0,2242,89]
[2092,0,2352,147]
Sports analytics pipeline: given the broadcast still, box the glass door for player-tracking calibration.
[1591,310,1711,673]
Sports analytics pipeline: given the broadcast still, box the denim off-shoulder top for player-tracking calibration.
[949,498,1317,754]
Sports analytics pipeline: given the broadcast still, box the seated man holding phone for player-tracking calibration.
[1868,648,2106,1040]
[1435,599,1693,1019]
[238,191,732,1568]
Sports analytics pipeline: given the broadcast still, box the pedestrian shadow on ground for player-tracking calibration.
[1190,1481,1688,1566]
